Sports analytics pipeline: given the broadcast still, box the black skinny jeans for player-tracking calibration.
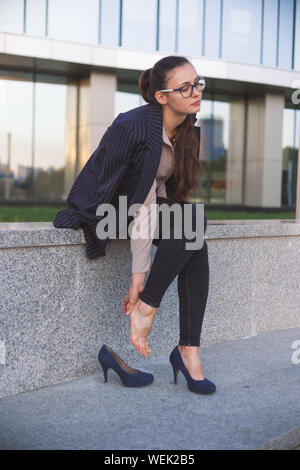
[137,196,209,347]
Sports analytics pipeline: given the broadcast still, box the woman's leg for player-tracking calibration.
[130,196,209,360]
[177,240,209,347]
[176,240,209,381]
[139,197,206,309]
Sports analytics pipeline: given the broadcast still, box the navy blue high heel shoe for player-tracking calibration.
[98,345,154,387]
[169,346,216,394]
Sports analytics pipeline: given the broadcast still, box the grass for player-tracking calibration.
[205,210,296,220]
[0,206,65,223]
[0,205,296,223]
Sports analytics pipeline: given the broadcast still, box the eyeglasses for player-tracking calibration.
[159,76,206,98]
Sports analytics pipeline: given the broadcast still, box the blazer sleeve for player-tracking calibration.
[54,119,136,232]
[130,178,157,274]
[93,120,136,204]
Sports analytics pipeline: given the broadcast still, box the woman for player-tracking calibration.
[124,55,215,394]
[54,55,216,394]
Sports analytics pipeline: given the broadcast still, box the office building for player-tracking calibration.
[0,0,299,207]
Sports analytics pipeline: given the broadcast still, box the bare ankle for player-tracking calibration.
[137,300,157,315]
[178,345,199,352]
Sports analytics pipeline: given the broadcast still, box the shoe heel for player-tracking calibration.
[172,365,179,385]
[99,361,108,383]
[169,356,179,384]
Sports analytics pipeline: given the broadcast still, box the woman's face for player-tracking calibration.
[155,62,202,115]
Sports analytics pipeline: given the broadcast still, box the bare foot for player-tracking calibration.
[178,345,205,380]
[130,299,158,358]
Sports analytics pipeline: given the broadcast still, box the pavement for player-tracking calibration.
[0,326,300,450]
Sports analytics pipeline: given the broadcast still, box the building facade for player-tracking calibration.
[0,0,299,208]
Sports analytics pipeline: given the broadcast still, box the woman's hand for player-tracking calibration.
[123,273,146,315]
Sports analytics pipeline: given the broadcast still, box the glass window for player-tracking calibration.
[278,0,294,69]
[282,109,294,149]
[190,99,212,203]
[204,0,221,58]
[122,0,157,51]
[0,77,33,200]
[292,110,299,206]
[193,100,230,204]
[0,74,68,201]
[262,0,278,67]
[25,0,46,36]
[100,0,120,46]
[178,0,204,56]
[48,0,99,44]
[191,97,242,205]
[294,0,300,70]
[222,0,262,65]
[296,109,300,149]
[195,99,212,166]
[210,101,230,204]
[34,82,67,200]
[115,91,145,117]
[159,0,176,52]
[281,108,297,205]
[0,0,24,34]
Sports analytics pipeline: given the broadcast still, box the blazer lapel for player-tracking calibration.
[128,103,164,209]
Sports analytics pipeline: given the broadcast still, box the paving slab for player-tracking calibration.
[0,326,299,450]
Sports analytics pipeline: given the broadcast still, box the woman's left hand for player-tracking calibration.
[123,274,146,315]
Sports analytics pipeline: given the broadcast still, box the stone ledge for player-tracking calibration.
[0,219,299,250]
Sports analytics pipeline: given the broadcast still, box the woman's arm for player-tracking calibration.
[130,178,157,274]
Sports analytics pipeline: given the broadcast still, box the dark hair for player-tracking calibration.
[138,55,204,203]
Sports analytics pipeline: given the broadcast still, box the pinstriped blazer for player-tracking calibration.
[53,103,201,259]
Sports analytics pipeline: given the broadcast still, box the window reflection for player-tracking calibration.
[282,108,299,206]
[295,0,300,70]
[34,82,67,200]
[204,0,221,58]
[122,0,157,50]
[100,0,120,46]
[0,0,24,34]
[278,0,294,69]
[262,0,278,67]
[48,0,99,44]
[0,78,32,200]
[25,0,46,36]
[114,91,145,117]
[0,75,67,201]
[178,0,203,56]
[159,0,176,52]
[189,100,211,202]
[190,100,230,204]
[0,0,298,74]
[210,101,230,203]
[222,0,261,65]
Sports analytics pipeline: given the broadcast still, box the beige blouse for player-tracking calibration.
[130,124,175,273]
